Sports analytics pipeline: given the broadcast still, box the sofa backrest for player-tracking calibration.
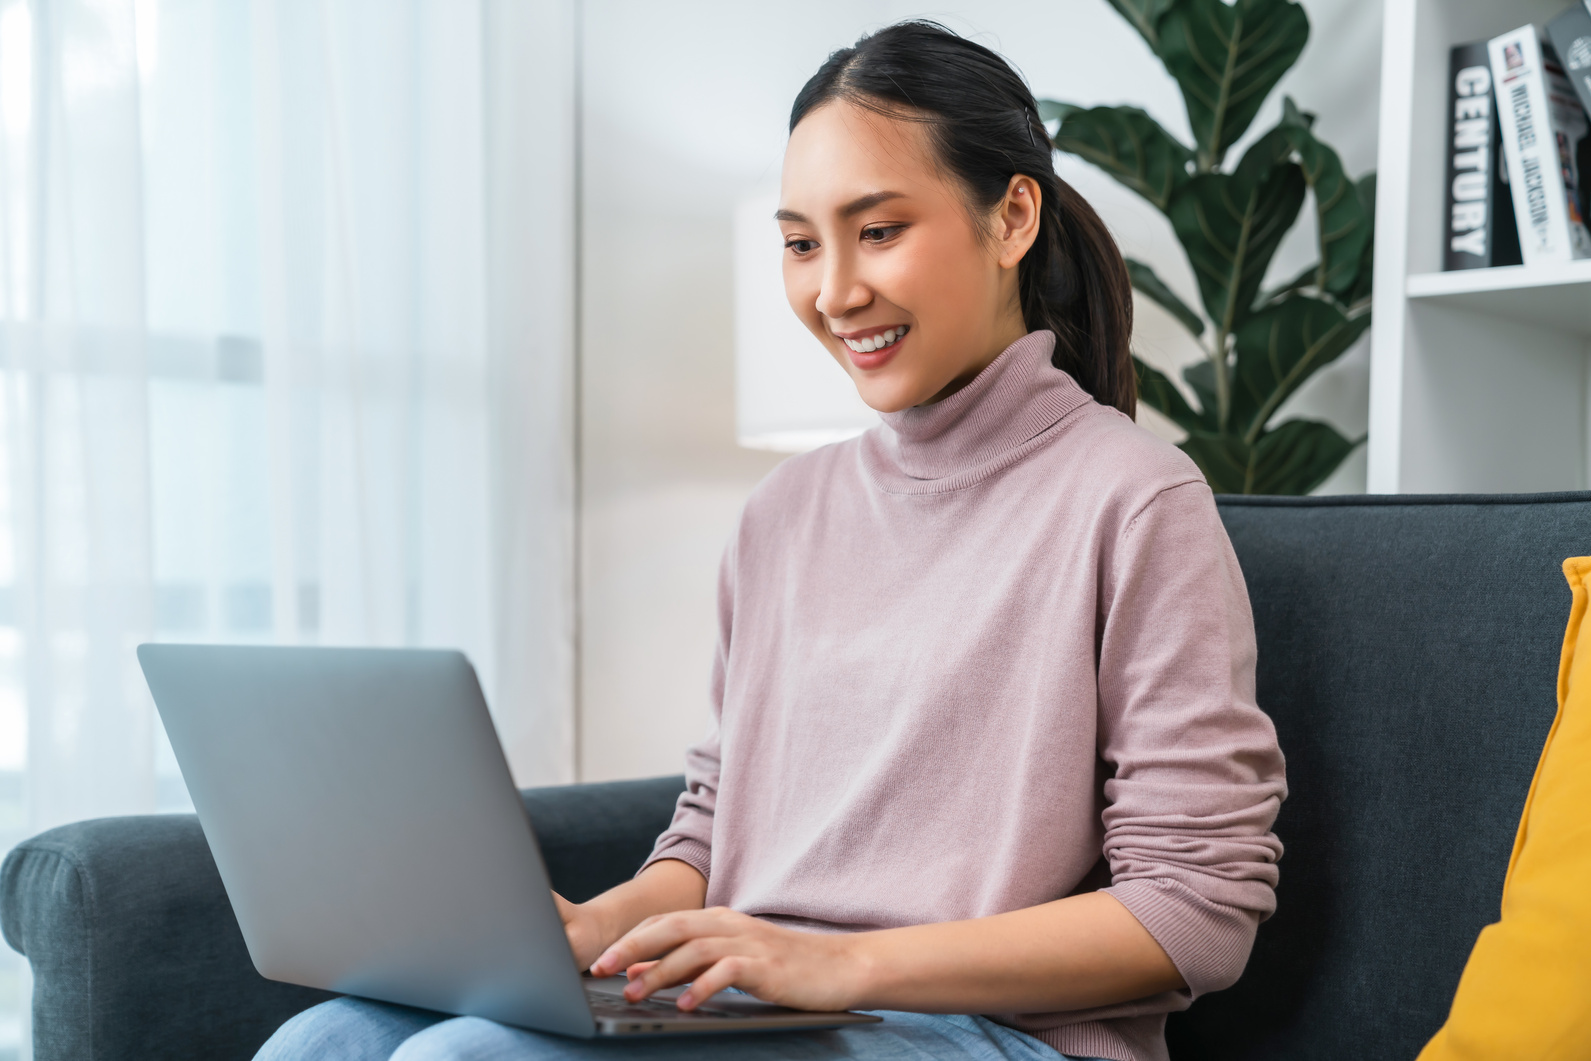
[1167,493,1591,1060]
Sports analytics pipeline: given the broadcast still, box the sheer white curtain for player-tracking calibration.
[0,0,576,1052]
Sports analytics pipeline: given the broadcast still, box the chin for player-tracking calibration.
[851,375,932,414]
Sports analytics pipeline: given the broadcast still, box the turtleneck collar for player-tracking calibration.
[858,330,1094,494]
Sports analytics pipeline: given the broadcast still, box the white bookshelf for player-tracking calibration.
[1370,0,1591,493]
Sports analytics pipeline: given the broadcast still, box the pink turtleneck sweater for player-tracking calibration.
[644,331,1286,1061]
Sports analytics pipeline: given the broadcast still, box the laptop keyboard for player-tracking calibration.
[585,989,749,1021]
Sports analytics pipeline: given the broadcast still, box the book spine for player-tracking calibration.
[1443,43,1516,269]
[1490,25,1589,263]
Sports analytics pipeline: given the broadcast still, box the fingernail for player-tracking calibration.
[678,992,695,1009]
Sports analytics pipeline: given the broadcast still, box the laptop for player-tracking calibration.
[137,644,880,1037]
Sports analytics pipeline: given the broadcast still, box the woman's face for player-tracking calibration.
[778,101,1041,412]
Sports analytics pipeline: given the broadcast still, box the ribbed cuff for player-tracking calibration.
[1105,877,1258,998]
[640,836,712,883]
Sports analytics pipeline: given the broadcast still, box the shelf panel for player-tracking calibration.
[1405,262,1591,335]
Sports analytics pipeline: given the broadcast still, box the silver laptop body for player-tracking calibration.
[137,644,879,1037]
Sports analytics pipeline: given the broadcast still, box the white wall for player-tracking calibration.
[484,0,580,785]
[576,0,1384,781]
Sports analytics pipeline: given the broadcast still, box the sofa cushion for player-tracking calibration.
[1415,556,1591,1059]
[1169,493,1589,1061]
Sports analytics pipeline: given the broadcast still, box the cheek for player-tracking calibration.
[782,259,828,338]
[875,232,986,324]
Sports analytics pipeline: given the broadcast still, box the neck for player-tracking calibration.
[865,330,1088,491]
[919,308,1029,407]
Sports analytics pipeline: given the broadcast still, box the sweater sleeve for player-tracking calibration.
[639,534,738,882]
[1096,480,1287,998]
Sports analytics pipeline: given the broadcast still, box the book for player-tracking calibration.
[1545,2,1591,221]
[1547,3,1591,118]
[1489,25,1591,264]
[1442,43,1523,270]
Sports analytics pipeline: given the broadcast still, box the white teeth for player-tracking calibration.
[842,326,908,354]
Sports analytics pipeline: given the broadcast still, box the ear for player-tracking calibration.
[994,174,1042,270]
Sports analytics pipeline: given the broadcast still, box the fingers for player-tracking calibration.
[589,907,746,978]
[677,957,747,1010]
[622,936,736,1001]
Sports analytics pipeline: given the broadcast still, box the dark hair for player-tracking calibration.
[790,21,1136,416]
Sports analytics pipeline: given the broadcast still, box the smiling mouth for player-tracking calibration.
[840,325,909,354]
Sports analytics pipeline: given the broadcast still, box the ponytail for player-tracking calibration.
[790,21,1136,416]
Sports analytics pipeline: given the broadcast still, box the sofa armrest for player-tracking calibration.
[0,814,335,1061]
[0,775,686,1061]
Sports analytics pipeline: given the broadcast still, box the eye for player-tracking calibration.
[784,238,818,256]
[860,225,904,244]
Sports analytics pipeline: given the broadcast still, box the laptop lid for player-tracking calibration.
[137,644,596,1037]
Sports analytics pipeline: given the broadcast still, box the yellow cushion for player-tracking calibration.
[1417,557,1591,1060]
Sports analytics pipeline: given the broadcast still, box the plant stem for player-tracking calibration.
[1211,329,1231,433]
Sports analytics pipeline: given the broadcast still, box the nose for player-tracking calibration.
[814,247,871,322]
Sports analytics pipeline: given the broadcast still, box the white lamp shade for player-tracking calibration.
[734,192,878,452]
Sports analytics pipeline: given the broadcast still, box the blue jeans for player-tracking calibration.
[255,997,1105,1060]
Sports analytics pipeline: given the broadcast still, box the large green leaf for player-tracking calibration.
[1168,161,1306,340]
[1230,122,1295,188]
[1257,260,1318,308]
[1105,0,1178,52]
[1343,172,1377,307]
[1231,295,1372,440]
[1279,98,1370,297]
[1043,102,1194,212]
[1178,430,1250,493]
[1127,258,1204,336]
[1182,358,1222,422]
[1158,0,1310,169]
[1249,419,1358,494]
[1135,356,1211,432]
[1179,418,1357,494]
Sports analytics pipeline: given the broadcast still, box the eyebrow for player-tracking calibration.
[774,190,907,224]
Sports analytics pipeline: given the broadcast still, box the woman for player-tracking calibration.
[259,21,1284,1061]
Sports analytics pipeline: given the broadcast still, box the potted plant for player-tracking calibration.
[1042,0,1374,494]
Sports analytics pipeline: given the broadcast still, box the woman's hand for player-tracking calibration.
[589,907,869,1012]
[552,858,710,974]
[554,892,615,971]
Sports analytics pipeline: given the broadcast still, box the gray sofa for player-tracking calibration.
[3,493,1585,1060]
